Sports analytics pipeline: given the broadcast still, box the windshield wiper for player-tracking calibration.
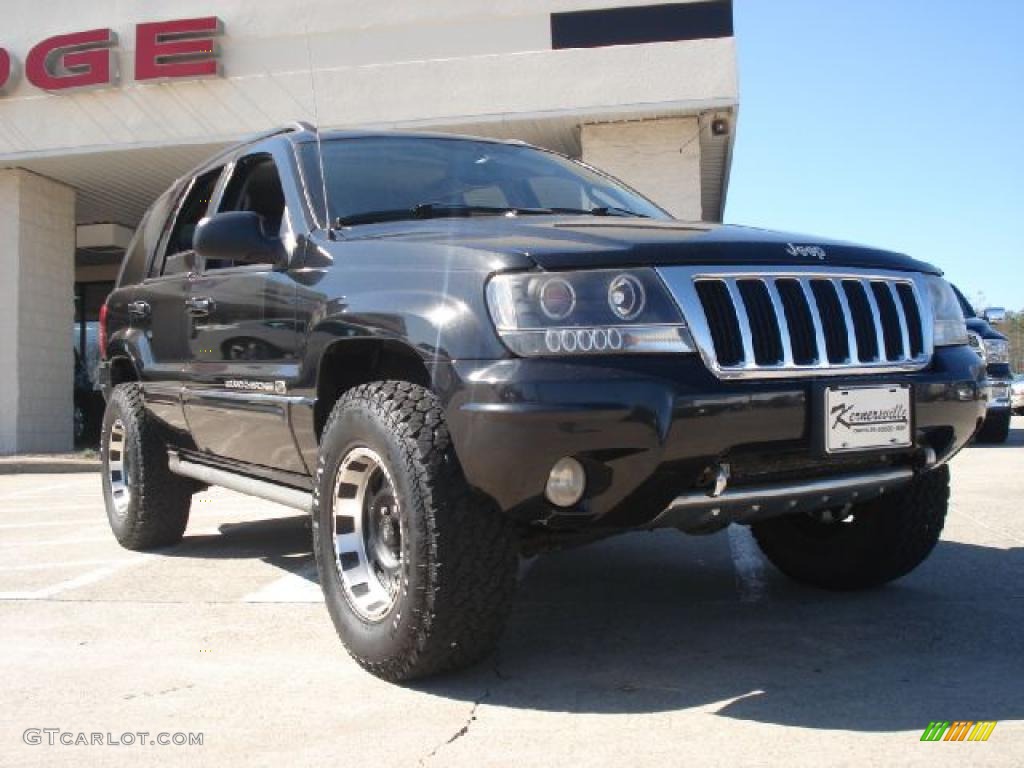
[334,203,648,228]
[544,206,649,218]
[413,204,650,219]
[414,203,567,218]
[335,203,557,227]
[589,206,649,218]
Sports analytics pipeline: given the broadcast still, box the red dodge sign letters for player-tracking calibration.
[0,16,222,94]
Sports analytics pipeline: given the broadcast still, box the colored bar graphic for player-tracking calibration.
[968,722,997,742]
[920,720,996,742]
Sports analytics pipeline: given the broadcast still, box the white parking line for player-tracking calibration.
[242,561,322,603]
[1,480,95,500]
[0,555,153,600]
[951,502,1024,546]
[2,509,104,517]
[0,507,271,530]
[0,520,107,530]
[0,558,125,573]
[727,525,768,603]
[0,535,114,549]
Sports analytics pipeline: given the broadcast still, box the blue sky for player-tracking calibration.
[726,0,1023,310]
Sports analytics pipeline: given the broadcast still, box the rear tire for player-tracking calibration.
[313,381,518,682]
[751,465,949,590]
[976,409,1011,444]
[100,383,194,550]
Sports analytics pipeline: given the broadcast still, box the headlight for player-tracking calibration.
[968,331,985,361]
[486,268,694,356]
[983,338,1009,364]
[924,276,968,347]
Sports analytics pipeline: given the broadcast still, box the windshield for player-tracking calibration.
[298,136,669,226]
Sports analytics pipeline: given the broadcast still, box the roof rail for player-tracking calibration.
[239,121,316,145]
[175,122,317,185]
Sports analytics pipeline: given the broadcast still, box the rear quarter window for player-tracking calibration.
[117,189,179,285]
[116,211,151,287]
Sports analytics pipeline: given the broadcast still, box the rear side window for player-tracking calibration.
[126,190,176,284]
[117,210,151,286]
[159,167,222,276]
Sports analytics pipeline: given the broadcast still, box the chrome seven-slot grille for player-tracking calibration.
[657,268,932,378]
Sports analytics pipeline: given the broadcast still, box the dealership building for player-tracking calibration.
[0,0,737,453]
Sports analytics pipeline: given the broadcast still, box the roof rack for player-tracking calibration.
[176,122,317,185]
[238,121,316,145]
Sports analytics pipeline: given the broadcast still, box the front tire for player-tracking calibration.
[313,381,518,682]
[976,409,1011,444]
[100,383,194,550]
[751,465,949,590]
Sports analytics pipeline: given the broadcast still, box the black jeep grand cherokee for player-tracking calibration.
[99,123,985,681]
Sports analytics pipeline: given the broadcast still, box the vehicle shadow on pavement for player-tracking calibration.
[165,514,317,582]
[160,510,1023,733]
[411,529,1024,732]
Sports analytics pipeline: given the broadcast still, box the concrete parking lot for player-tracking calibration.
[2,421,1023,767]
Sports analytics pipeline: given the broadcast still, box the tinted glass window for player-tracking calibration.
[120,210,151,285]
[299,137,668,225]
[161,168,222,274]
[206,154,286,271]
[138,191,176,280]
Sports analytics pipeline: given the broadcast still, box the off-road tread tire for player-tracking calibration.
[751,465,950,590]
[101,383,193,550]
[313,381,518,682]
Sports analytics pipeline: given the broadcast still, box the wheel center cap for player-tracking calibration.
[380,514,395,544]
[369,493,400,566]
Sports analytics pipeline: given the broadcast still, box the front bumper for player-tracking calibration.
[444,345,985,530]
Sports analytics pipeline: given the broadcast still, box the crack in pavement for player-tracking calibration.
[418,693,488,767]
[418,653,507,766]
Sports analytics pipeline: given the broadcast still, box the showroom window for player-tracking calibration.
[73,281,114,390]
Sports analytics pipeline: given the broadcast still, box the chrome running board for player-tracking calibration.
[168,452,311,511]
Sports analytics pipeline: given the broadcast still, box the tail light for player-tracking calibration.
[98,303,109,360]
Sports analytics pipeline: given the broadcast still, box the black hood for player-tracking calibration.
[966,316,1007,341]
[343,217,940,274]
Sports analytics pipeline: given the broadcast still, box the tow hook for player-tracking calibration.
[709,463,730,498]
[917,446,938,470]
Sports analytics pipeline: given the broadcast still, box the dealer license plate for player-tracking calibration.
[825,385,912,454]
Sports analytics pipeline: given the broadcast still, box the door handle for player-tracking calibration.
[185,296,215,317]
[127,300,151,319]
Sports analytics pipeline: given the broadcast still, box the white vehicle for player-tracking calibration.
[1011,375,1024,415]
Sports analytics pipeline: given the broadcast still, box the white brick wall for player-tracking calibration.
[581,117,702,221]
[0,1,736,158]
[0,169,76,454]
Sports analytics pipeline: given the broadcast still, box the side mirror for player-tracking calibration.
[983,307,1006,325]
[193,212,286,267]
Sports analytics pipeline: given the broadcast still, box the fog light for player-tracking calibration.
[545,457,586,507]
